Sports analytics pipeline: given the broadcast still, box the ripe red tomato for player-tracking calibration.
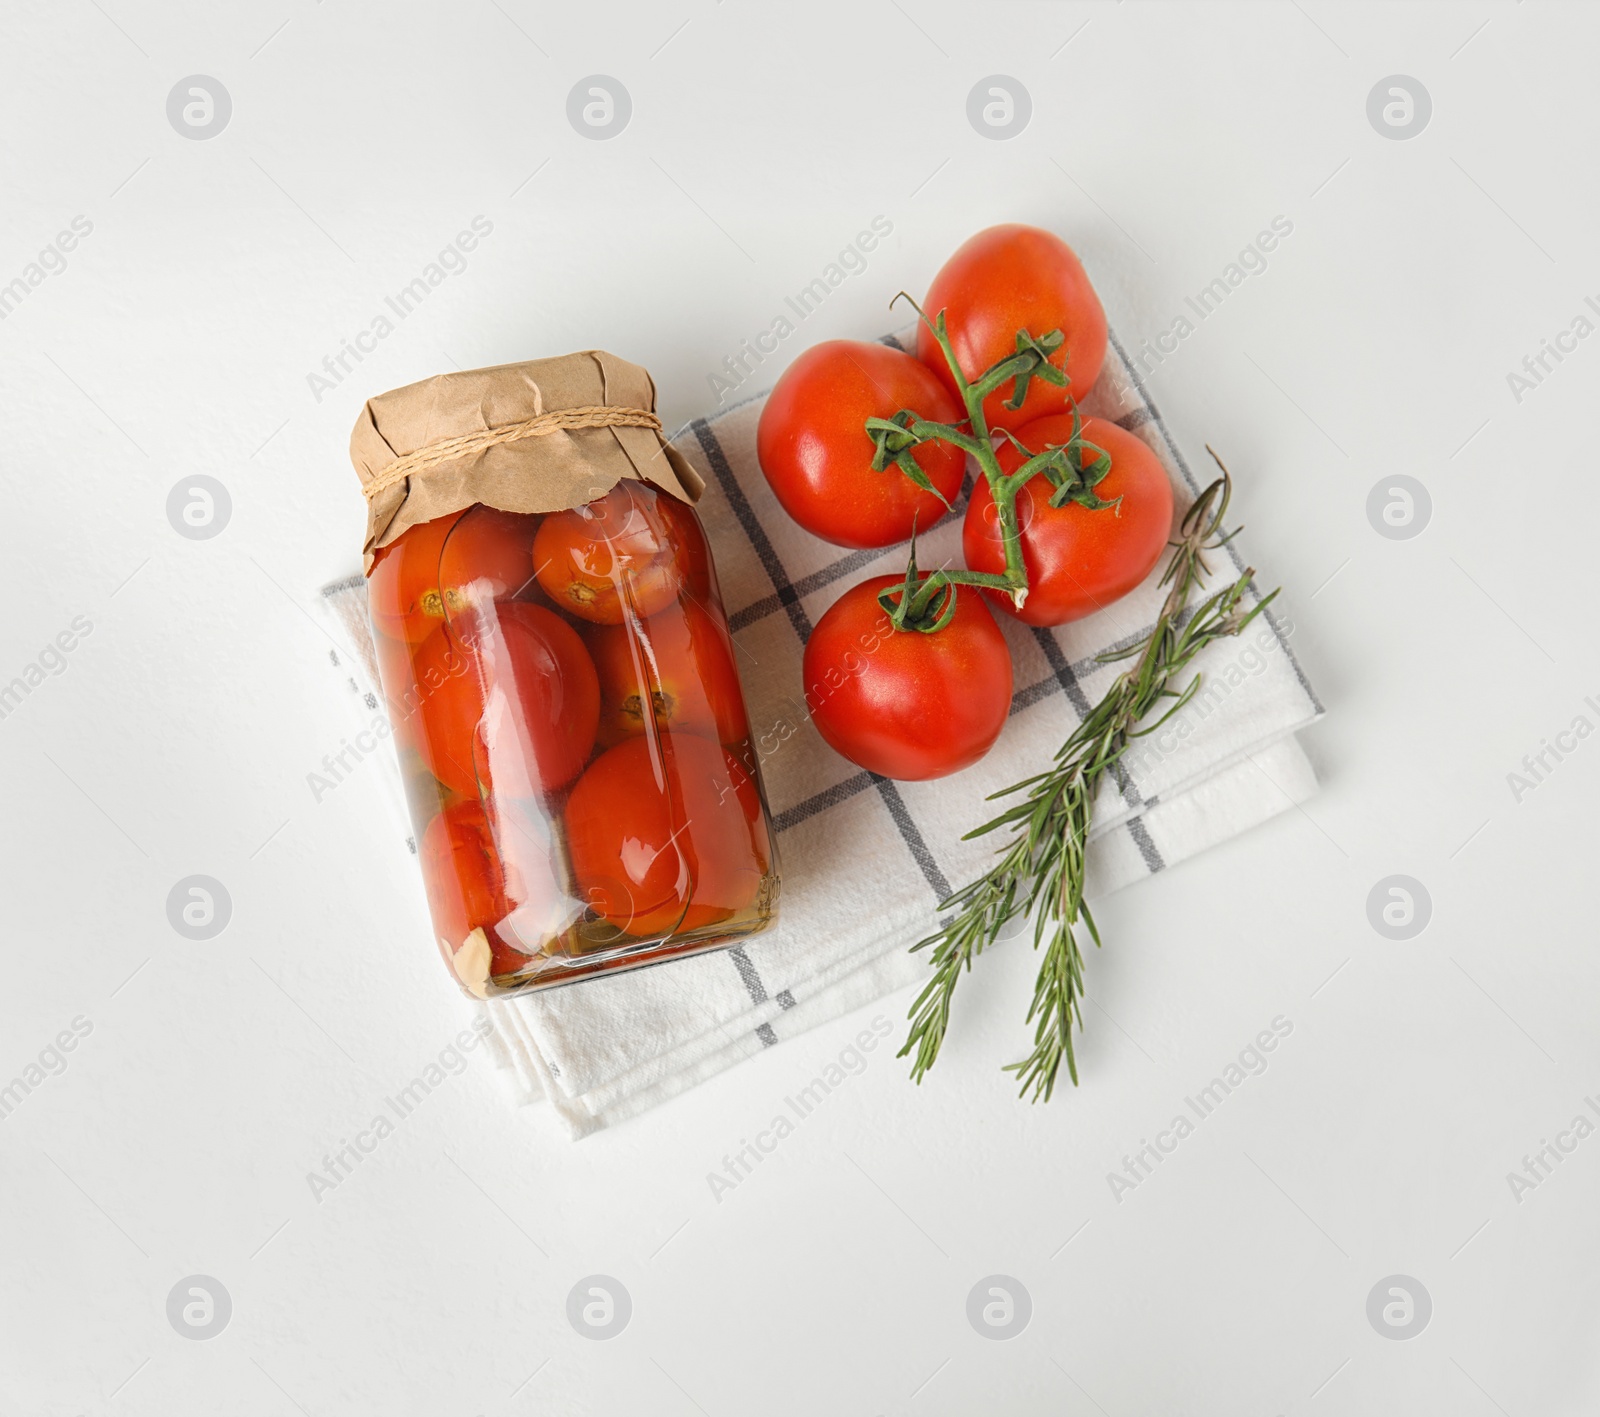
[418,799,532,976]
[756,340,967,548]
[370,508,538,644]
[437,506,541,609]
[586,599,749,749]
[369,511,465,643]
[473,602,602,794]
[917,224,1108,432]
[401,624,486,799]
[565,735,770,936]
[655,491,715,603]
[803,575,1013,780]
[964,415,1174,627]
[533,480,683,624]
[399,603,599,799]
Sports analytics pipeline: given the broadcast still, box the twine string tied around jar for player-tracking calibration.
[362,405,665,501]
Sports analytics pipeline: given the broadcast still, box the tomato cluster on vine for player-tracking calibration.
[757,224,1175,781]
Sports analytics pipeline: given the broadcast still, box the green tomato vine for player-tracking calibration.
[864,294,1116,631]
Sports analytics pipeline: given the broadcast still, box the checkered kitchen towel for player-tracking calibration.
[320,327,1322,1137]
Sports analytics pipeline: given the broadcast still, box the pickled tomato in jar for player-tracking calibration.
[367,479,776,998]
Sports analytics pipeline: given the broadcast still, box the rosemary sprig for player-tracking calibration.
[899,451,1279,1100]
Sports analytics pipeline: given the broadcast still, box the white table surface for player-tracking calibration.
[3,2,1596,1413]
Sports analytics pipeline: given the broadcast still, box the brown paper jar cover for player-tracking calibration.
[350,350,705,572]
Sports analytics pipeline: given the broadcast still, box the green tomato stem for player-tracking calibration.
[915,300,1031,613]
[876,292,1105,634]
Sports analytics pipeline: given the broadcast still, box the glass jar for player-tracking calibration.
[367,478,778,997]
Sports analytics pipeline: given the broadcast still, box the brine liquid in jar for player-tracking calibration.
[368,479,778,997]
